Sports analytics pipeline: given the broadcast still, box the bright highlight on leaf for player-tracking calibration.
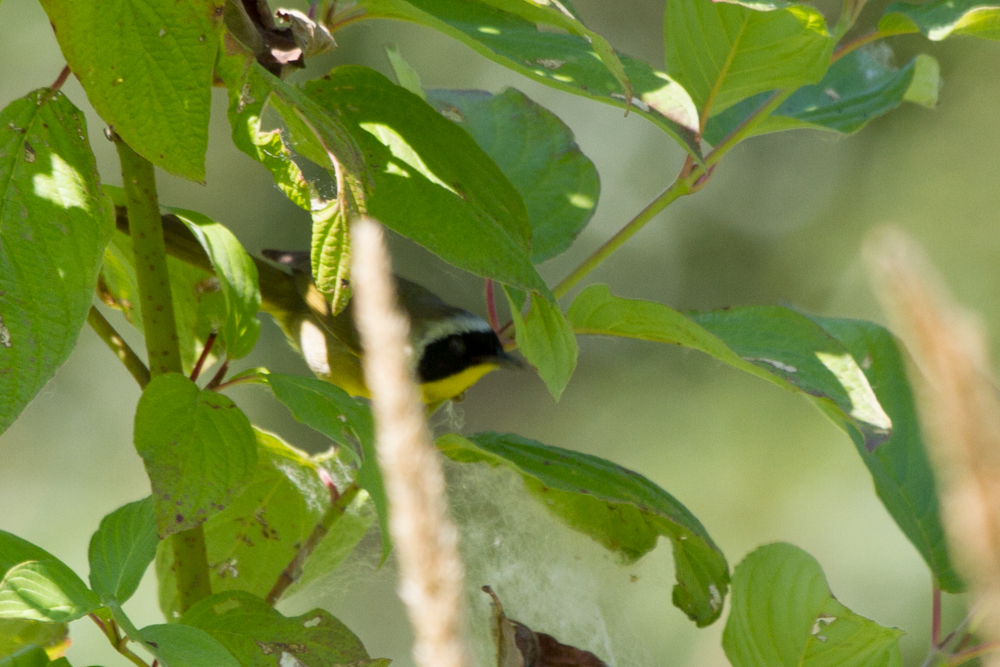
[724,543,903,667]
[0,532,99,624]
[879,0,1000,41]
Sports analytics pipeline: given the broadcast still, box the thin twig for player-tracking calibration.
[485,279,500,333]
[949,640,1000,666]
[50,65,71,92]
[265,479,360,606]
[190,331,217,382]
[933,583,943,646]
[204,360,230,390]
[88,306,151,388]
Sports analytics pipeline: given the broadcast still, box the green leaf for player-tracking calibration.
[356,0,701,157]
[0,646,50,667]
[567,285,892,451]
[180,591,387,667]
[156,430,373,618]
[216,38,369,313]
[140,623,239,667]
[505,289,578,400]
[724,543,903,667]
[87,497,159,605]
[385,45,426,99]
[99,229,228,375]
[663,0,834,120]
[166,208,262,359]
[134,374,257,537]
[0,532,99,623]
[427,88,600,263]
[305,66,549,293]
[879,0,1000,41]
[0,89,113,436]
[438,433,730,626]
[475,0,632,103]
[263,374,389,562]
[703,48,940,144]
[0,619,68,659]
[806,316,962,592]
[39,0,223,181]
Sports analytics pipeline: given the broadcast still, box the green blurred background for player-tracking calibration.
[2,0,999,664]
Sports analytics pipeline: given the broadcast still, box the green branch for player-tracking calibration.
[115,138,212,613]
[87,306,150,388]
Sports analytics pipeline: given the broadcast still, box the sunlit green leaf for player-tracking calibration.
[704,48,939,144]
[140,623,239,667]
[166,208,261,360]
[724,543,903,667]
[0,533,99,624]
[505,289,577,400]
[568,285,891,450]
[156,430,373,618]
[807,316,962,592]
[438,433,730,626]
[88,497,159,605]
[305,66,548,293]
[0,89,113,436]
[180,591,388,667]
[39,0,224,180]
[427,88,600,263]
[134,374,257,537]
[356,0,701,157]
[879,0,1000,41]
[663,0,834,120]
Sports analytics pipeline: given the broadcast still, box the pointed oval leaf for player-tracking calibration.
[166,208,261,360]
[806,316,962,592]
[305,67,549,293]
[156,429,373,618]
[180,591,386,667]
[0,89,113,435]
[140,623,239,667]
[505,289,578,400]
[438,432,730,626]
[704,49,940,144]
[879,0,1000,41]
[568,285,892,450]
[39,0,224,180]
[356,0,701,157]
[724,543,903,667]
[88,497,159,605]
[0,532,99,624]
[427,88,600,263]
[134,374,257,537]
[663,0,834,120]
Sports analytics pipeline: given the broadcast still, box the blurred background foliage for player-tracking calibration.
[2,0,999,665]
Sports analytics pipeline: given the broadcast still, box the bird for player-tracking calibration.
[259,249,517,403]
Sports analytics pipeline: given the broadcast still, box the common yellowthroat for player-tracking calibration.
[261,250,516,403]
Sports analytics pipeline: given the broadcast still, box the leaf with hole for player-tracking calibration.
[427,88,600,263]
[0,89,112,436]
[724,543,903,667]
[180,591,388,667]
[134,374,257,537]
[39,0,224,180]
[438,432,729,626]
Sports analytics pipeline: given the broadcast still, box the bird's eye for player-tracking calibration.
[448,336,466,356]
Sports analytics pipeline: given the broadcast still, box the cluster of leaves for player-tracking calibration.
[2,0,1000,665]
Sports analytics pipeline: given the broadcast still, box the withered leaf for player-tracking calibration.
[482,586,609,667]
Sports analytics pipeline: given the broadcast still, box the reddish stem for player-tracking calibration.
[50,65,71,92]
[485,279,500,333]
[205,360,229,390]
[932,584,942,646]
[949,639,1000,666]
[190,331,217,382]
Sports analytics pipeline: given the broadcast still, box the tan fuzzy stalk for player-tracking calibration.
[350,218,468,667]
[866,228,1000,661]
